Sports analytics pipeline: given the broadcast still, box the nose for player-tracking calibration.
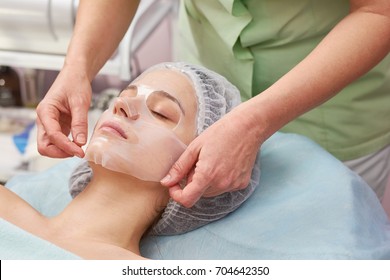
[112,98,140,120]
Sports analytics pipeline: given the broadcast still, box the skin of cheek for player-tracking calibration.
[85,115,188,181]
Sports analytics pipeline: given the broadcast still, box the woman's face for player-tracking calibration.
[85,68,198,181]
[125,68,198,144]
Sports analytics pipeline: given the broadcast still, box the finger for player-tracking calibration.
[160,143,200,187]
[42,108,84,157]
[169,173,211,208]
[71,103,89,146]
[168,184,183,201]
[37,115,84,158]
[40,143,74,158]
[36,117,76,158]
[167,167,195,198]
[186,167,196,185]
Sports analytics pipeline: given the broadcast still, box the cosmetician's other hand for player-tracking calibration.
[161,104,262,208]
[36,67,92,158]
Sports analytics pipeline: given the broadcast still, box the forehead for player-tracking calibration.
[132,69,192,96]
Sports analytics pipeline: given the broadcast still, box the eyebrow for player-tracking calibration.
[124,85,186,116]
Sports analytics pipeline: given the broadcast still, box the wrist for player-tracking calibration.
[241,89,293,143]
[232,100,270,147]
[63,56,95,82]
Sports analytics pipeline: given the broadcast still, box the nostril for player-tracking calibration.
[113,105,129,118]
[120,108,128,117]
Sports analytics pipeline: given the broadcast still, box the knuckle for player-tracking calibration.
[235,175,251,191]
[46,130,58,142]
[36,101,46,112]
[176,191,196,208]
[237,183,248,191]
[216,177,231,190]
[72,119,88,129]
[240,174,252,188]
[171,161,185,175]
[37,134,47,151]
[37,145,46,155]
[193,164,212,182]
[186,145,199,158]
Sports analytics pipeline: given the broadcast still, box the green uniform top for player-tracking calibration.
[177,0,390,161]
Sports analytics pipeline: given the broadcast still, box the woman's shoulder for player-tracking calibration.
[50,237,146,260]
[0,184,48,235]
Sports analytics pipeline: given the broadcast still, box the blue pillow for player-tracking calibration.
[6,132,390,259]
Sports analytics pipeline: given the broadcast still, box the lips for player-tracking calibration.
[99,121,128,139]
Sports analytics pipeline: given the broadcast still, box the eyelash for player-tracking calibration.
[151,110,169,120]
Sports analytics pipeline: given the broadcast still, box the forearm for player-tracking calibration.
[246,2,390,142]
[64,0,140,81]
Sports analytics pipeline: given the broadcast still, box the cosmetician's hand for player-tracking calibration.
[161,105,262,208]
[36,67,92,158]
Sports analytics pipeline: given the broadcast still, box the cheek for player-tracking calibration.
[175,120,197,145]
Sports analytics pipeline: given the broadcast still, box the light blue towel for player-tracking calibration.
[0,218,79,260]
[140,133,390,259]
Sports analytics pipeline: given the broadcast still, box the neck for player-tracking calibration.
[49,164,167,255]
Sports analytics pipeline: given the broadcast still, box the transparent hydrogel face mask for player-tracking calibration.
[85,85,190,182]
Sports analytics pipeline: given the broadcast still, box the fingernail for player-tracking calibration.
[75,151,84,158]
[73,146,85,158]
[160,174,171,184]
[76,133,86,144]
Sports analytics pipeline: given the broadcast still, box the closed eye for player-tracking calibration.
[151,110,169,120]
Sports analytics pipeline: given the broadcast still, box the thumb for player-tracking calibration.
[71,105,89,146]
[161,145,199,187]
